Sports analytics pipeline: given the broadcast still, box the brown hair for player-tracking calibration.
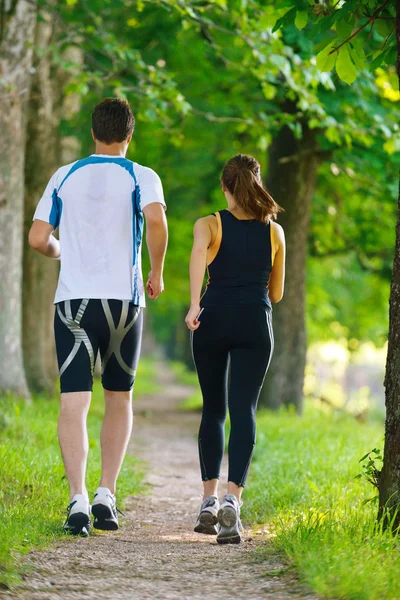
[92,98,135,144]
[221,154,282,222]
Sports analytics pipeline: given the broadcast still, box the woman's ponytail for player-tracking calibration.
[222,154,282,223]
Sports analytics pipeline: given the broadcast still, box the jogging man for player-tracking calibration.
[28,98,168,536]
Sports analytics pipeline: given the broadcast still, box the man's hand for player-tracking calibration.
[146,271,164,300]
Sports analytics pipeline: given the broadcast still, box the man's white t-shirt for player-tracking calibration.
[33,154,165,307]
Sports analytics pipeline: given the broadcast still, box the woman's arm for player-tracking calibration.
[185,218,212,331]
[269,223,285,303]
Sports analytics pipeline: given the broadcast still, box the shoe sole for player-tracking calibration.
[64,512,90,536]
[92,503,119,531]
[217,506,241,545]
[194,511,218,535]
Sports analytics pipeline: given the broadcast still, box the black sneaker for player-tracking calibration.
[92,487,120,531]
[63,494,91,536]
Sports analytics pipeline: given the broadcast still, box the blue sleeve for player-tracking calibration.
[33,171,63,229]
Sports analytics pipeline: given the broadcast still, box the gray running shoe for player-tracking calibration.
[92,487,119,531]
[194,495,219,535]
[63,494,91,536]
[217,493,243,544]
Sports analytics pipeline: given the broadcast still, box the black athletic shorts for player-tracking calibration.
[54,299,143,393]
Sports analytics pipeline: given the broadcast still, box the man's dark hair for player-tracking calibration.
[92,98,135,144]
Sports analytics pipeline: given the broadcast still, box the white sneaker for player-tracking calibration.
[194,495,219,535]
[217,494,242,544]
[92,487,119,531]
[63,494,91,536]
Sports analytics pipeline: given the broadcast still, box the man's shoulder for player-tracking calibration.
[51,160,78,190]
[56,160,79,178]
[133,162,161,184]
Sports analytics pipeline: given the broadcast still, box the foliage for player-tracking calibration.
[356,447,383,498]
[242,403,400,600]
[0,358,156,589]
[43,0,400,348]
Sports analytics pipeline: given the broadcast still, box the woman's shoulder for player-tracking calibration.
[195,214,218,226]
[193,214,219,236]
[270,221,285,243]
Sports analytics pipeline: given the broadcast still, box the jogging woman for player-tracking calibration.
[185,153,285,544]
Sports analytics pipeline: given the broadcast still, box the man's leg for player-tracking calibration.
[91,301,142,530]
[99,389,133,494]
[96,300,143,494]
[58,392,92,500]
[54,299,98,509]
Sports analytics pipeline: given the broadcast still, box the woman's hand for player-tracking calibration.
[185,304,202,331]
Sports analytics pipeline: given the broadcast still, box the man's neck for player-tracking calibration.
[94,142,127,157]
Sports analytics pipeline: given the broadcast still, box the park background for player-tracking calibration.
[1,1,400,598]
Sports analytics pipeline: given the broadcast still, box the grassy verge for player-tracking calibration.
[174,359,396,598]
[243,404,400,600]
[170,361,202,411]
[0,357,157,590]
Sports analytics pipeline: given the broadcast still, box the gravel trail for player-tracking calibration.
[4,362,316,600]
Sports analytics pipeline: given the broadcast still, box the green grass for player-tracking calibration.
[0,357,157,590]
[243,403,400,600]
[170,361,202,411]
[174,360,397,598]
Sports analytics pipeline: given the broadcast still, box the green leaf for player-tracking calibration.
[261,82,276,100]
[316,43,337,73]
[349,45,365,71]
[384,45,398,67]
[336,45,357,85]
[336,18,353,41]
[313,37,334,54]
[295,10,308,30]
[272,7,296,33]
[339,0,358,15]
[376,18,394,38]
[370,50,387,71]
[384,137,400,155]
[313,12,336,36]
[359,452,371,462]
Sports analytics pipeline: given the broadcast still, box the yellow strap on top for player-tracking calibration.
[270,221,277,266]
[207,212,222,266]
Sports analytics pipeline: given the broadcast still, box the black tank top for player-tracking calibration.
[201,209,275,308]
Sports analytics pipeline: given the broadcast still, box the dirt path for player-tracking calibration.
[6,362,316,600]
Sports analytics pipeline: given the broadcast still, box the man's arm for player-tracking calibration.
[28,220,60,258]
[143,203,168,300]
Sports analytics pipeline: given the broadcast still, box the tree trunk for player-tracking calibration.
[0,0,36,399]
[377,2,400,529]
[23,9,59,393]
[258,121,320,413]
[22,22,83,393]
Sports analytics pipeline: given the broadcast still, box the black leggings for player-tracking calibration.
[191,304,273,487]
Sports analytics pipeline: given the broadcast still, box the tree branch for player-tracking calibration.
[329,0,391,55]
[191,107,255,124]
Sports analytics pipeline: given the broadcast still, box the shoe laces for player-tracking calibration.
[66,500,77,513]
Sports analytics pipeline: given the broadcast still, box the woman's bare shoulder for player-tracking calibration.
[271,221,285,243]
